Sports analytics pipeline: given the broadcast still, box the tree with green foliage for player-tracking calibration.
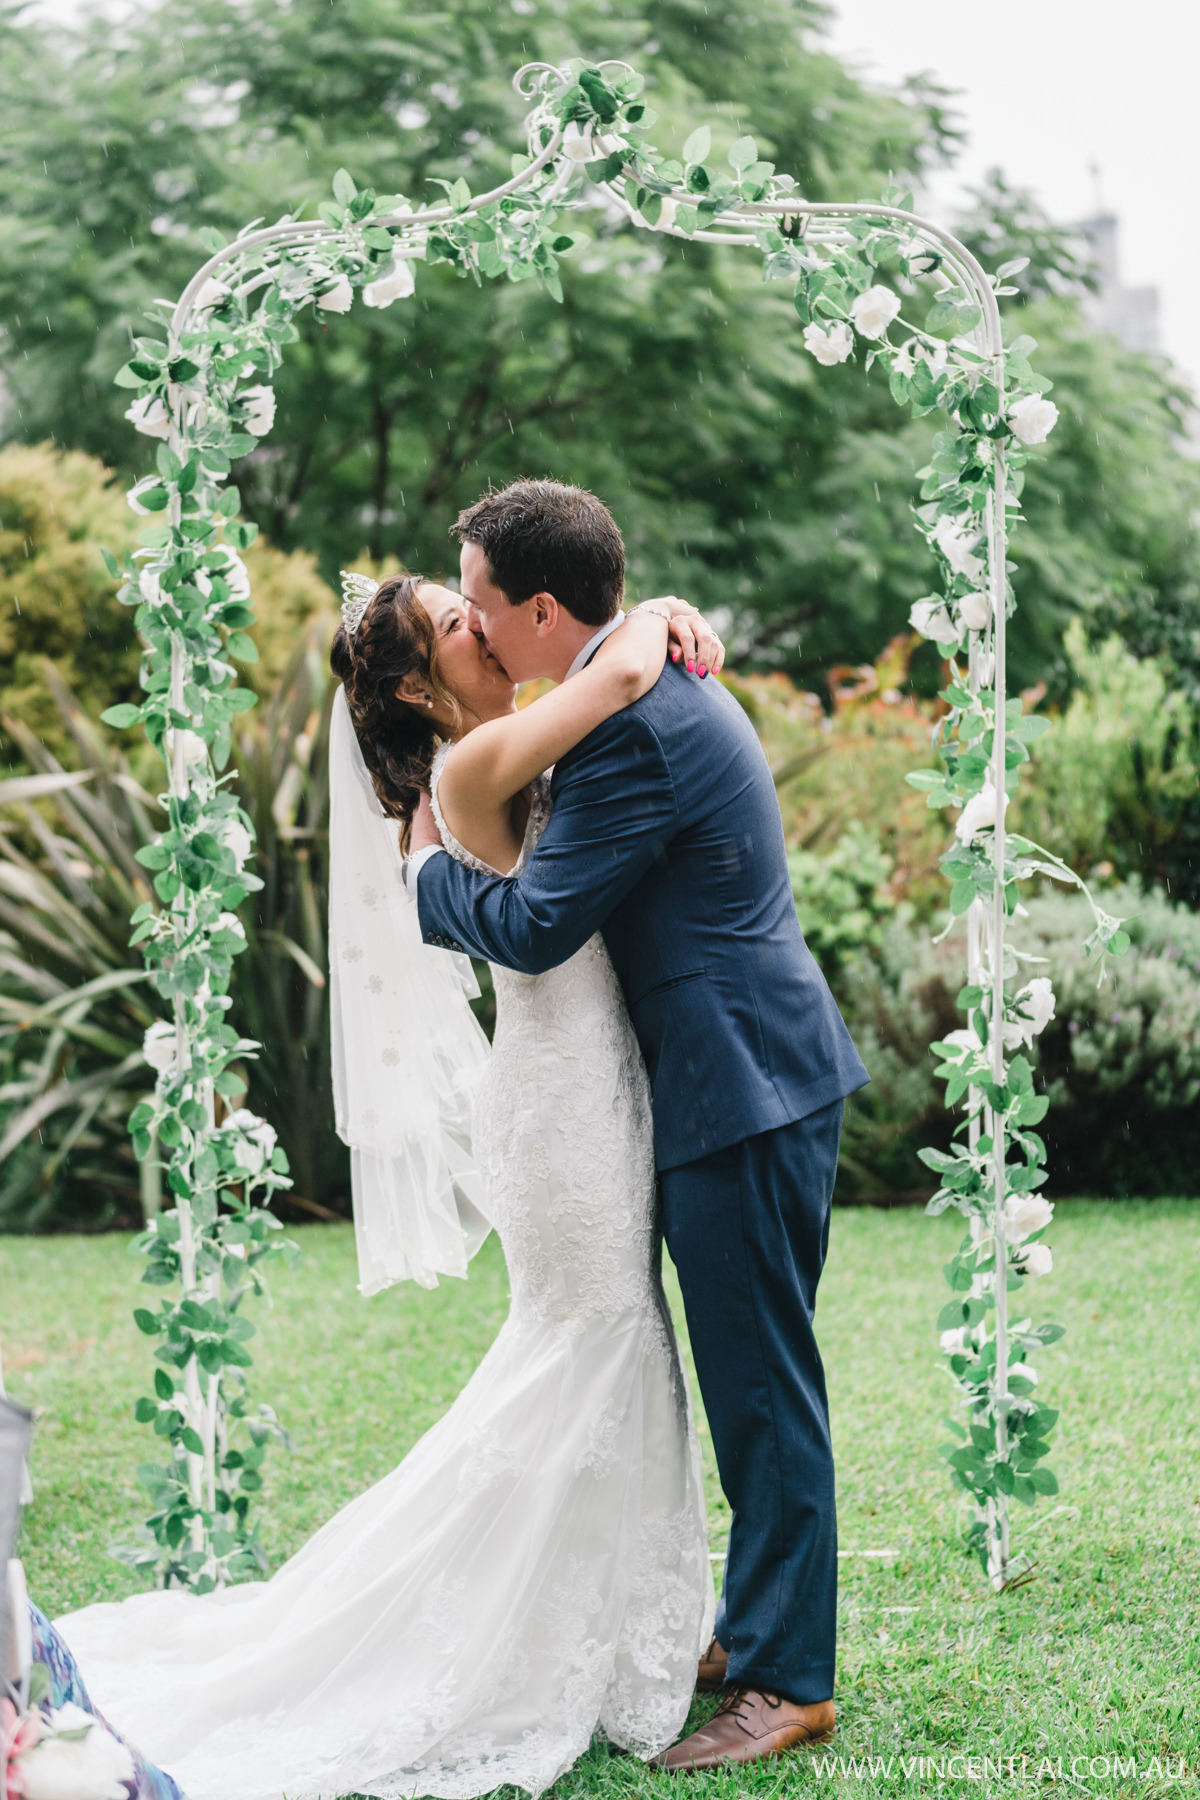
[17,0,1194,693]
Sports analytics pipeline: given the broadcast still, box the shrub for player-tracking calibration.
[789,822,898,988]
[1015,884,1200,1196]
[2,451,1195,1216]
[833,883,1200,1201]
[1013,624,1200,904]
[0,443,339,768]
[725,638,949,916]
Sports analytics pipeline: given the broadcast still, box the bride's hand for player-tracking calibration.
[633,597,726,677]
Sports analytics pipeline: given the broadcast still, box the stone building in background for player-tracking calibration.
[1077,211,1160,354]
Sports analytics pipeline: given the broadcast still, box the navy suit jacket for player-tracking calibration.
[417,659,868,1171]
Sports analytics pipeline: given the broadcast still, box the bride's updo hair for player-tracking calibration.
[330,574,460,849]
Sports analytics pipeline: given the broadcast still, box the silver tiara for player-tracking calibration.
[340,570,379,637]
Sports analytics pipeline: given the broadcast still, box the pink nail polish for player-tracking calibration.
[687,659,695,672]
[698,664,707,679]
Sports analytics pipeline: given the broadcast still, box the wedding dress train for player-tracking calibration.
[57,761,713,1800]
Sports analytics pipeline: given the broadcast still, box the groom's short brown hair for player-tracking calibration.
[452,479,624,627]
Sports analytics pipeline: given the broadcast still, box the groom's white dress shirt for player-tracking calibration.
[403,612,626,897]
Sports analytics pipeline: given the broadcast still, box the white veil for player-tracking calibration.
[328,684,492,1294]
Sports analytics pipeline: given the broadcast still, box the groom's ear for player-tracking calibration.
[529,591,560,636]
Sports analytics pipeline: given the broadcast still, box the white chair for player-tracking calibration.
[0,1391,34,1709]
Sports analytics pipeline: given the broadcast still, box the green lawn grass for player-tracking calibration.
[2,1201,1197,1797]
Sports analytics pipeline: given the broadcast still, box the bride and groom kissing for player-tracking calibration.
[56,478,868,1799]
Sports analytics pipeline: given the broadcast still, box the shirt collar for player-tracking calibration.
[565,612,625,682]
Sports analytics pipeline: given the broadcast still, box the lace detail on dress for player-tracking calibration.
[429,742,552,878]
[575,1401,627,1476]
[55,741,713,1800]
[456,1424,524,1496]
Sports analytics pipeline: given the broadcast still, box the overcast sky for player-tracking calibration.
[28,0,1197,389]
[824,0,1197,390]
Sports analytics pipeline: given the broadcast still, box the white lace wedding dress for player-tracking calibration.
[57,753,713,1800]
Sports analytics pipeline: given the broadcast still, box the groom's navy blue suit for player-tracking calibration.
[417,656,868,1704]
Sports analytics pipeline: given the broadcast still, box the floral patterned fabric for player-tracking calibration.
[28,1602,185,1800]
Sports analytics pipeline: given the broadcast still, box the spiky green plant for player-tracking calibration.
[0,664,161,1229]
[227,622,347,1216]
[0,634,348,1232]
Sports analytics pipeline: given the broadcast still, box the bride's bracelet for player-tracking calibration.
[628,603,674,623]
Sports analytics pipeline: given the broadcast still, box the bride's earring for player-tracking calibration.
[425,694,433,708]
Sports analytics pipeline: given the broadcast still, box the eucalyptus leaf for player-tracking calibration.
[682,126,710,165]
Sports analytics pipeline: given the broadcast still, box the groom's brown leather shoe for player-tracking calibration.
[695,1636,728,1693]
[654,1686,835,1771]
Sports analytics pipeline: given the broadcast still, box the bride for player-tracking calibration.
[56,574,726,1800]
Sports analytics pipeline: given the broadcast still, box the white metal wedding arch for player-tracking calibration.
[106,58,1124,1595]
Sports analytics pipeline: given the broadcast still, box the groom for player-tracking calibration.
[406,479,868,1770]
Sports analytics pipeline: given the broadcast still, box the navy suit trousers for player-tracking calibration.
[661,1101,843,1705]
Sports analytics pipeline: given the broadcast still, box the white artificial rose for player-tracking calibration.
[1006,976,1056,1049]
[317,274,354,313]
[909,597,956,642]
[174,385,208,431]
[142,1019,176,1075]
[124,394,172,439]
[955,781,1007,845]
[17,1706,134,1800]
[195,276,232,312]
[849,283,901,339]
[932,516,985,582]
[802,320,854,366]
[126,475,163,516]
[1001,1192,1054,1244]
[892,337,947,380]
[1008,393,1059,446]
[940,1326,970,1355]
[213,548,251,602]
[939,1025,983,1065]
[1018,1243,1054,1277]
[173,728,209,767]
[1003,978,1054,1049]
[958,589,992,632]
[1020,977,1056,1035]
[363,258,416,308]
[138,567,165,607]
[923,339,948,377]
[221,819,254,864]
[240,384,276,436]
[223,1108,277,1176]
[560,120,594,162]
[891,339,917,378]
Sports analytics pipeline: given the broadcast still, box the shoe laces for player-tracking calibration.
[714,1686,781,1733]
